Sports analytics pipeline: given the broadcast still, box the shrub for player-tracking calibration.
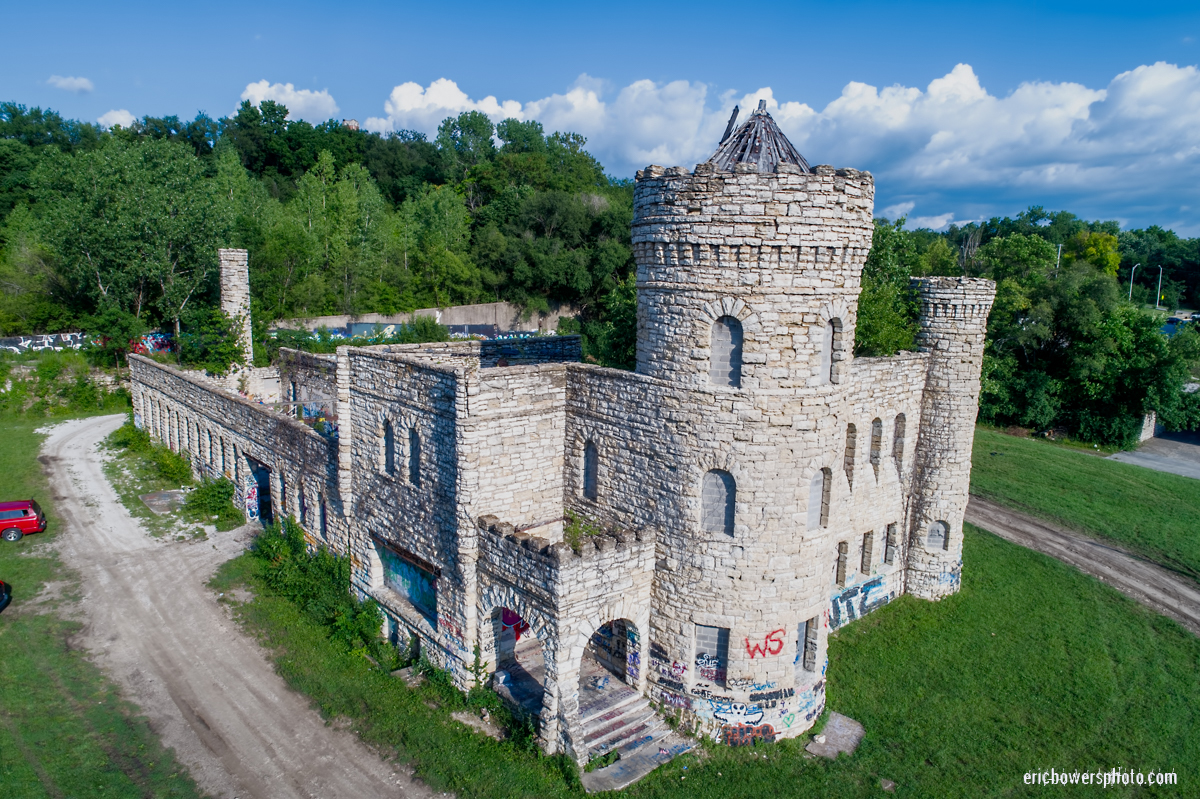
[183,478,244,530]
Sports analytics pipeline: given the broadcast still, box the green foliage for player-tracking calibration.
[183,477,245,530]
[562,508,604,553]
[0,351,128,416]
[80,305,146,367]
[252,517,387,653]
[177,306,245,375]
[854,219,921,356]
[262,316,449,360]
[108,416,193,484]
[566,271,637,369]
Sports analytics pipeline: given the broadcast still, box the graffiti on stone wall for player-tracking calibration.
[500,608,530,642]
[379,547,438,620]
[713,702,764,726]
[695,652,726,685]
[652,686,691,710]
[625,624,640,681]
[748,686,795,709]
[0,332,88,354]
[745,628,786,659]
[244,482,259,520]
[722,723,777,746]
[831,575,893,629]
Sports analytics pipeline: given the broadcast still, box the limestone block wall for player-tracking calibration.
[129,355,343,549]
[632,164,875,390]
[277,348,337,420]
[906,277,996,600]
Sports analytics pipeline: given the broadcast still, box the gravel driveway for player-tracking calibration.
[41,414,438,799]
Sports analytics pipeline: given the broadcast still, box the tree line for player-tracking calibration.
[1,100,1197,445]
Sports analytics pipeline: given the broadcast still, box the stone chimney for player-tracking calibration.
[218,248,254,365]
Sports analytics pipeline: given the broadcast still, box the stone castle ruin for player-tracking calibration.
[129,102,995,766]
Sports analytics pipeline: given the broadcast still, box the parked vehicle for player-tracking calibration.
[0,500,46,542]
[0,580,10,612]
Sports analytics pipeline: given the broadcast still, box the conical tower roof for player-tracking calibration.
[708,100,811,173]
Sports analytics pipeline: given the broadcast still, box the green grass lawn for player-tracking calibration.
[0,416,206,799]
[215,524,1200,798]
[971,426,1200,581]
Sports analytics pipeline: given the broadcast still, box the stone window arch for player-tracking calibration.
[807,468,832,530]
[819,316,846,384]
[893,413,906,474]
[409,426,421,487]
[701,469,735,536]
[709,316,743,388]
[926,520,949,551]
[298,482,308,529]
[843,423,857,489]
[582,441,599,500]
[870,417,883,478]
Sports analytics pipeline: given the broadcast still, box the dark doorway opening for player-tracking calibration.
[246,456,273,525]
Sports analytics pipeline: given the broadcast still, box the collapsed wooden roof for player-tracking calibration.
[708,99,812,174]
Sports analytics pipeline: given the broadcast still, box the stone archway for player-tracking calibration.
[488,606,547,716]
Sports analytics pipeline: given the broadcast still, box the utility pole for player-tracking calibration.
[1129,263,1141,302]
[1156,266,1164,310]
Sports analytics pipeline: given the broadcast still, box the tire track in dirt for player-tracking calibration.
[966,495,1200,636]
[42,415,441,799]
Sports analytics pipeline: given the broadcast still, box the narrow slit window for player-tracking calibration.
[701,469,736,536]
[695,624,730,687]
[835,541,849,587]
[861,531,874,574]
[893,414,906,474]
[820,320,835,384]
[298,486,308,528]
[884,523,898,564]
[409,427,421,486]
[870,418,883,478]
[844,424,857,489]
[319,495,328,538]
[583,441,599,500]
[383,420,396,475]
[710,316,743,388]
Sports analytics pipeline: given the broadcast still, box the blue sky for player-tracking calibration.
[4,0,1200,232]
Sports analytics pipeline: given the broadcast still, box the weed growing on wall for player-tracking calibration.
[562,508,604,553]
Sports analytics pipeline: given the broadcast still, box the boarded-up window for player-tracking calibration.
[807,468,831,530]
[800,617,819,672]
[409,427,421,486]
[927,520,949,550]
[836,541,849,586]
[377,543,438,620]
[861,531,874,574]
[893,414,906,474]
[583,441,599,500]
[844,424,857,489]
[695,624,729,687]
[701,469,736,536]
[710,316,743,388]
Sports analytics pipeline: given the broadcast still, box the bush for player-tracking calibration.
[109,416,192,484]
[183,478,245,530]
[252,518,392,659]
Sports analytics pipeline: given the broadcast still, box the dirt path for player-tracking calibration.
[966,495,1200,636]
[41,415,439,799]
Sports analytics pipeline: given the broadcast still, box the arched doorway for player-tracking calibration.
[578,619,659,761]
[489,607,545,716]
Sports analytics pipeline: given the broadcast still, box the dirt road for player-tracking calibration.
[42,415,438,799]
[966,495,1200,636]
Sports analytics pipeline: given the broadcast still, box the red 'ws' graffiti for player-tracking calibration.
[745,629,786,659]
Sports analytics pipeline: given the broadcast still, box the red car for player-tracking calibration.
[0,500,46,542]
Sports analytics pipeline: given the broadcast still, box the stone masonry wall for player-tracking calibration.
[218,249,253,366]
[277,348,338,421]
[129,355,344,549]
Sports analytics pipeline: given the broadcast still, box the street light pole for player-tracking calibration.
[1156,266,1164,310]
[1129,263,1141,302]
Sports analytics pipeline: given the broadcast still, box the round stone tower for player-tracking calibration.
[631,102,875,391]
[905,276,996,599]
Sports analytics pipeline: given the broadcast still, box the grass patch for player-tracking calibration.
[972,426,1200,581]
[216,523,1200,797]
[0,416,206,799]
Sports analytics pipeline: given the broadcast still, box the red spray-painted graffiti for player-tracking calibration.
[500,608,530,642]
[745,629,786,659]
[722,723,777,746]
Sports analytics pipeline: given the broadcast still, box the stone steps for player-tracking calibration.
[580,729,695,793]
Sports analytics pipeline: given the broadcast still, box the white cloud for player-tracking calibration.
[48,75,93,93]
[366,63,1200,230]
[240,81,339,122]
[880,201,916,219]
[97,109,135,129]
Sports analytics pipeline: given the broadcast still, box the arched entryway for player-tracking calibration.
[577,619,659,761]
[489,607,546,716]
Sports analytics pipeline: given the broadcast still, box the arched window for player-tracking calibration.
[701,469,735,536]
[583,441,599,500]
[870,417,883,478]
[926,520,949,551]
[298,485,308,528]
[893,414,906,474]
[807,468,832,530]
[710,316,743,388]
[382,420,396,475]
[821,318,843,384]
[843,423,857,489]
[409,427,421,486]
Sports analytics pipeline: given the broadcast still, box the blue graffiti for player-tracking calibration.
[831,575,893,629]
